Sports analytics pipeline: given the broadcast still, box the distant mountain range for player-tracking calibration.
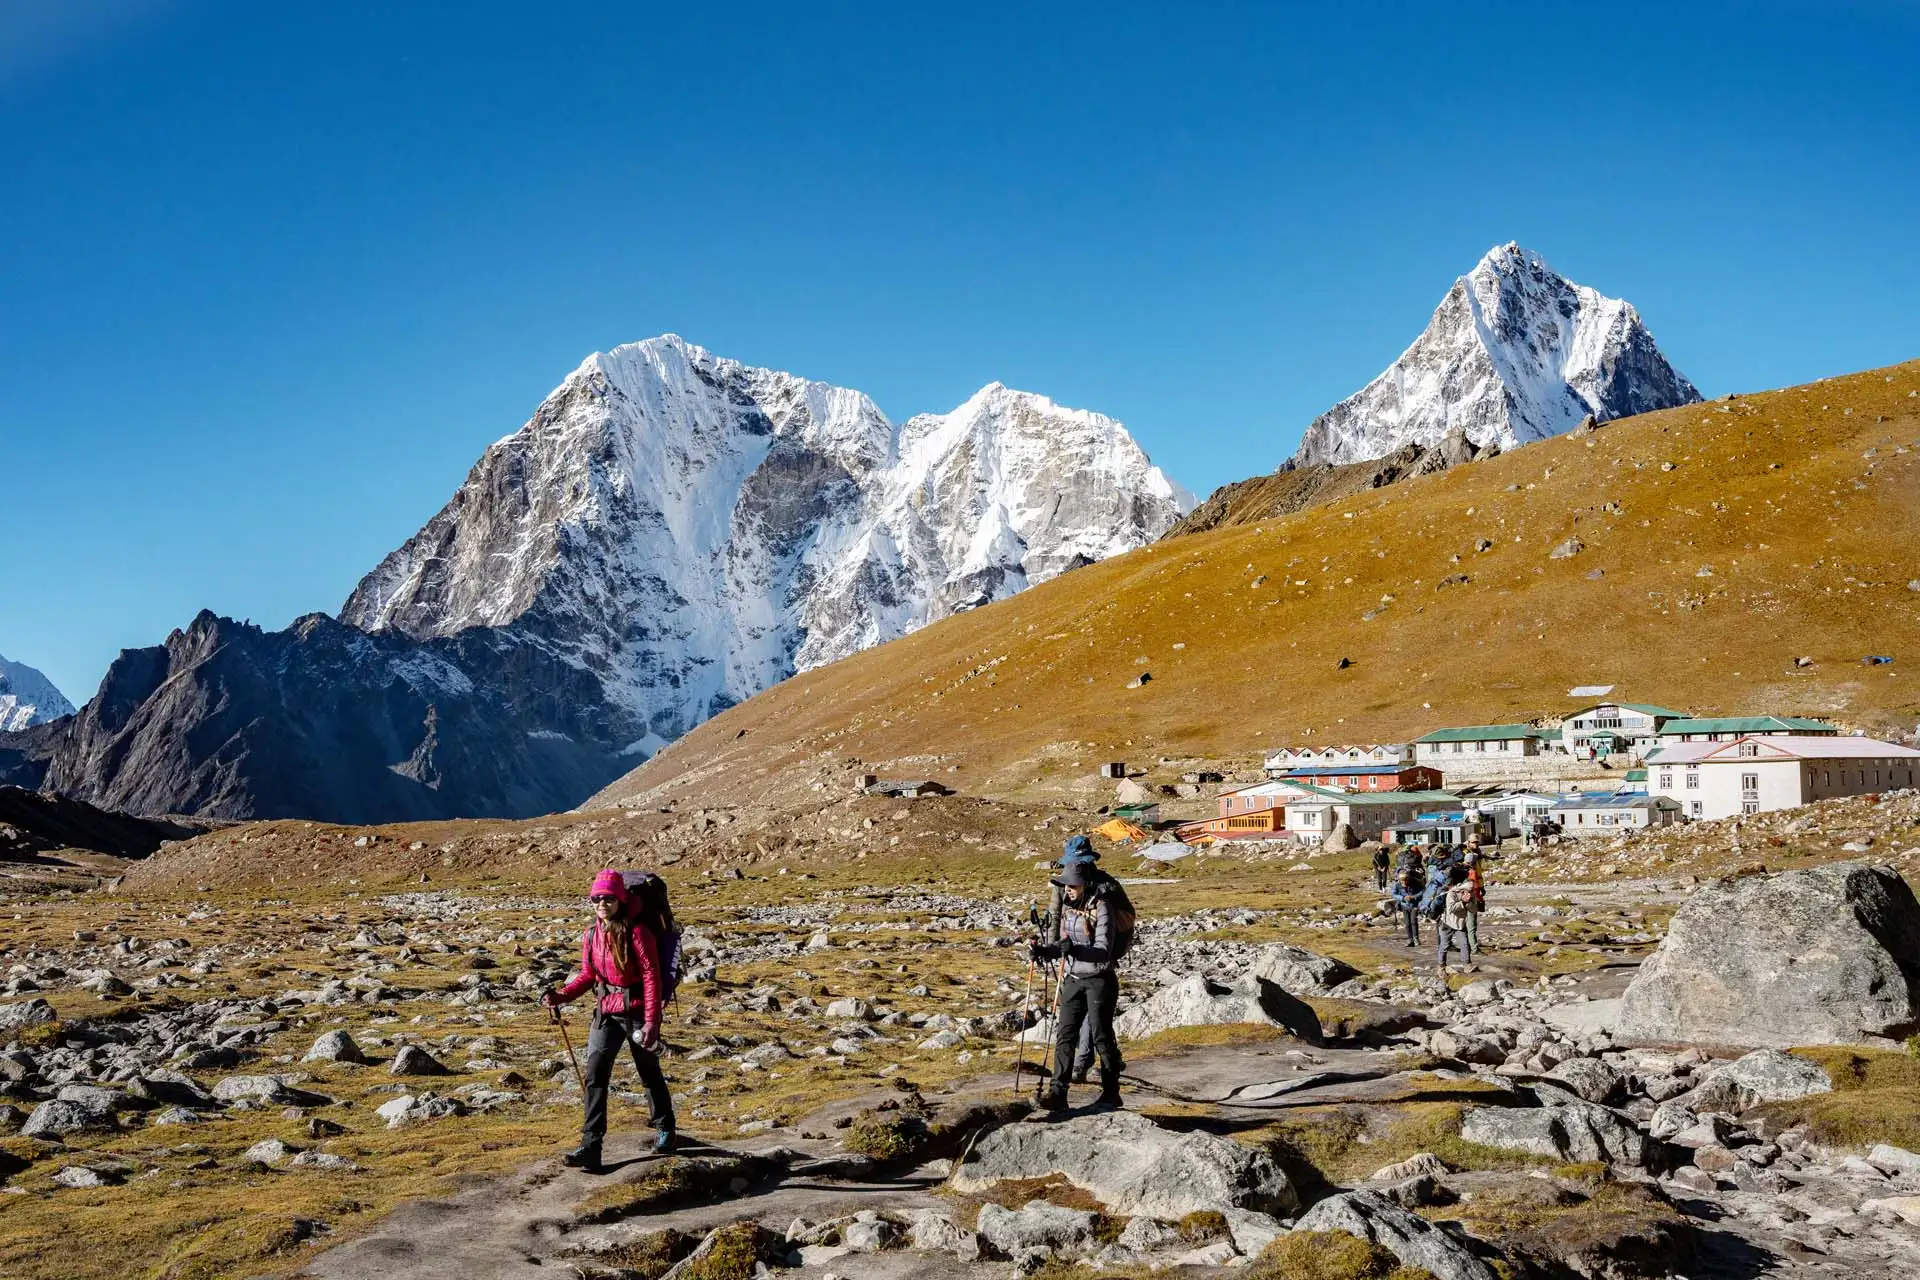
[2,338,1186,822]
[3,247,1703,823]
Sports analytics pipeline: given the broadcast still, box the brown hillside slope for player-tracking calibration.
[591,360,1920,813]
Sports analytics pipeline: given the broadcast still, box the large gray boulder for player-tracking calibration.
[1617,862,1920,1048]
[950,1110,1297,1217]
[1292,1190,1498,1280]
[1249,943,1359,994]
[1683,1049,1831,1114]
[1114,974,1321,1044]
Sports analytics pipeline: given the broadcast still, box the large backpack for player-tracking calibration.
[1094,877,1137,963]
[614,871,684,1002]
[1418,874,1451,921]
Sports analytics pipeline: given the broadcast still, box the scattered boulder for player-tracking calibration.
[1368,1152,1450,1182]
[1546,1057,1623,1104]
[976,1201,1098,1258]
[242,1138,299,1167]
[1460,1102,1648,1168]
[21,1099,105,1138]
[303,1030,367,1065]
[1321,821,1360,852]
[389,1045,450,1076]
[903,1208,981,1261]
[1249,943,1358,995]
[0,998,56,1031]
[951,1110,1297,1217]
[1682,1049,1831,1114]
[374,1093,466,1128]
[1617,862,1920,1047]
[1113,974,1321,1044]
[1292,1189,1499,1280]
[1221,1207,1286,1256]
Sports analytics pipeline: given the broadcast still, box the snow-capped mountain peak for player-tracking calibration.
[0,652,75,731]
[1293,243,1700,466]
[341,339,1190,759]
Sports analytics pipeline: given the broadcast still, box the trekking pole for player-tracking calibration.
[550,1004,587,1098]
[1012,950,1035,1098]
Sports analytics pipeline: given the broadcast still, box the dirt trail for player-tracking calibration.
[292,1040,1421,1279]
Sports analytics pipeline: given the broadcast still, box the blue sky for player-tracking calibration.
[3,1,1916,705]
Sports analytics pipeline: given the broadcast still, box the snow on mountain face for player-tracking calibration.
[341,335,1190,757]
[0,653,75,731]
[1294,244,1701,467]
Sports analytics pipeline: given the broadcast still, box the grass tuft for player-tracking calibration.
[1244,1229,1433,1280]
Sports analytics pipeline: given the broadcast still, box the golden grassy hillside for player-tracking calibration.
[593,360,1920,812]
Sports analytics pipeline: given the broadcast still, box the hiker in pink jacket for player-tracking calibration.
[542,869,675,1168]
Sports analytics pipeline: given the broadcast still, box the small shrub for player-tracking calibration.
[679,1222,781,1280]
[844,1108,931,1161]
[1176,1209,1229,1242]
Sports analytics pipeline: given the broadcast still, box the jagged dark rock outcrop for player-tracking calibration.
[30,611,637,823]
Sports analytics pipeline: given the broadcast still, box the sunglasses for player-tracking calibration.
[591,895,619,904]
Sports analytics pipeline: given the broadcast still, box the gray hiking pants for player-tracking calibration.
[582,1011,673,1144]
[1048,972,1121,1097]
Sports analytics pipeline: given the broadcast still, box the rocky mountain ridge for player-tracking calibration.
[1294,243,1701,467]
[342,335,1189,756]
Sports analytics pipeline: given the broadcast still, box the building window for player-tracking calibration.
[1685,771,1700,789]
[1741,773,1759,793]
[1690,800,1704,817]
[1658,771,1673,789]
[1742,800,1759,815]
[1737,742,1759,757]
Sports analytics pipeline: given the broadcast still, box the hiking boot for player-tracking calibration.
[652,1128,676,1155]
[561,1142,602,1171]
[1092,1089,1123,1111]
[1037,1088,1069,1113]
[1069,1066,1091,1085]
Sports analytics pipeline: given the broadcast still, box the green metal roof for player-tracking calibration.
[1656,716,1836,735]
[1111,803,1159,819]
[1416,724,1538,743]
[1624,768,1648,781]
[1614,703,1688,718]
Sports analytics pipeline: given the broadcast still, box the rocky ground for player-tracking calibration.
[2,791,1918,1279]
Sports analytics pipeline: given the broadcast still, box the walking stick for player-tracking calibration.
[1012,952,1036,1098]
[550,1004,587,1098]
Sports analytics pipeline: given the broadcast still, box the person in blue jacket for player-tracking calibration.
[1389,866,1424,947]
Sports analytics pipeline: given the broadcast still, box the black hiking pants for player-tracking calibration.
[582,1011,674,1145]
[1048,971,1121,1097]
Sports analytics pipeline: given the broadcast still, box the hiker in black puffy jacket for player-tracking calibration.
[1031,861,1123,1111]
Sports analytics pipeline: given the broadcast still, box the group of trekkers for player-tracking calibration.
[1374,838,1486,975]
[538,826,1486,1164]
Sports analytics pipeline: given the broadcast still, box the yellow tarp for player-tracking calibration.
[1093,819,1150,844]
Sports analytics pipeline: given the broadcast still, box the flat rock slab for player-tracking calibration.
[1293,1189,1499,1280]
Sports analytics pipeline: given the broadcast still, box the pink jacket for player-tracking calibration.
[556,921,664,1024]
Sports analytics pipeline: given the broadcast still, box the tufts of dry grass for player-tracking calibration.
[1244,1229,1434,1280]
[1744,1047,1920,1150]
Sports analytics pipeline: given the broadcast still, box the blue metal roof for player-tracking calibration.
[1551,791,1658,810]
